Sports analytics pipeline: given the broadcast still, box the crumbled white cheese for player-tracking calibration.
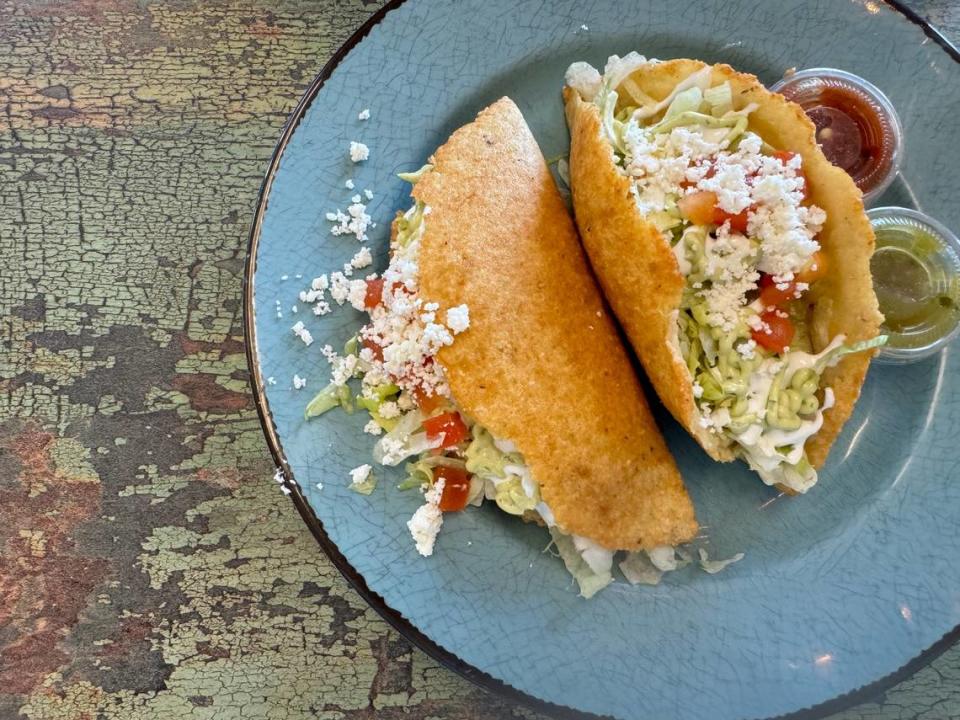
[623,124,825,330]
[407,478,445,557]
[345,179,355,190]
[291,305,298,313]
[311,275,329,291]
[328,201,372,242]
[349,463,372,487]
[280,275,288,281]
[313,301,331,316]
[323,348,359,387]
[291,320,313,346]
[329,272,351,305]
[736,339,757,360]
[347,278,368,311]
[378,436,406,467]
[275,300,282,319]
[363,188,374,200]
[358,108,370,121]
[351,194,362,204]
[267,376,276,385]
[351,246,373,270]
[299,289,320,303]
[379,401,400,419]
[363,420,383,436]
[349,141,369,162]
[293,374,307,389]
[445,304,470,334]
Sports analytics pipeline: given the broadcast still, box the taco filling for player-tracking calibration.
[573,55,884,492]
[306,168,622,596]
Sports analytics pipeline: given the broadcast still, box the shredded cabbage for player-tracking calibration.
[662,86,704,121]
[304,383,353,419]
[647,545,680,572]
[394,201,426,248]
[703,81,733,117]
[698,548,744,574]
[397,163,433,184]
[619,551,665,586]
[348,469,377,495]
[549,528,613,599]
[372,410,441,466]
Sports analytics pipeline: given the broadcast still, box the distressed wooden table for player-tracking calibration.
[1,1,958,718]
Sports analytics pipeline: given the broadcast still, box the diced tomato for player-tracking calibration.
[423,411,469,448]
[758,273,798,307]
[363,278,385,309]
[795,250,828,284]
[679,190,751,232]
[714,206,750,234]
[362,337,384,362]
[773,150,797,164]
[751,310,795,354]
[413,386,447,415]
[678,190,719,226]
[434,466,472,512]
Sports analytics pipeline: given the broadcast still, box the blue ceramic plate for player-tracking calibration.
[243,2,960,719]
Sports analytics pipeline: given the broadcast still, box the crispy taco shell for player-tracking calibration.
[411,97,697,549]
[564,60,883,470]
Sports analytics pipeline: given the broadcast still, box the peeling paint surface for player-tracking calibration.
[0,1,958,718]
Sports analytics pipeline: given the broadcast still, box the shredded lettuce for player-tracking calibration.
[348,469,377,495]
[355,383,401,431]
[394,201,427,249]
[814,335,888,372]
[703,81,733,117]
[647,545,681,572]
[397,163,433,184]
[698,548,744,574]
[662,86,704,121]
[464,427,538,515]
[549,528,613,599]
[629,63,713,121]
[619,551,665,586]
[372,410,440,466]
[343,335,359,356]
[304,383,352,419]
[400,455,466,490]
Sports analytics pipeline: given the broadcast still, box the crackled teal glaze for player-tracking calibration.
[249,2,960,718]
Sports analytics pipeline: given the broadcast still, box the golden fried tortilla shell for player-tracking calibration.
[414,97,697,549]
[564,60,882,470]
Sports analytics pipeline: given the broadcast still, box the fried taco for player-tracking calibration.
[307,97,697,596]
[563,56,884,493]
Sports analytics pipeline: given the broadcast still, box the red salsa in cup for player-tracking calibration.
[772,68,902,204]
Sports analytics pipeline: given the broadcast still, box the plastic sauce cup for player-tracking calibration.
[772,68,903,205]
[868,207,960,363]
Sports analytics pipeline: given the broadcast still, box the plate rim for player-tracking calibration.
[241,2,960,718]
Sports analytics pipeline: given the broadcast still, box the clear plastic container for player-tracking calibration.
[868,207,960,363]
[771,68,903,205]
